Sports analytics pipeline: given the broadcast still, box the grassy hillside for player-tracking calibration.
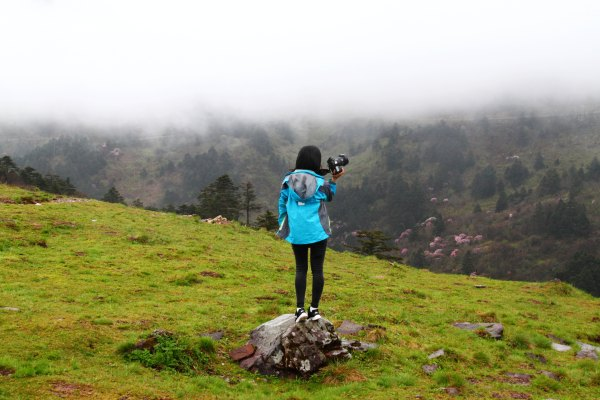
[0,184,599,399]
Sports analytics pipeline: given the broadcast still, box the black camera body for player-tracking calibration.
[327,154,349,175]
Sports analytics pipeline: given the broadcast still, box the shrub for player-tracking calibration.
[197,337,216,354]
[122,334,210,374]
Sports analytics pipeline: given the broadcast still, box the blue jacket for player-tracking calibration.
[277,169,336,244]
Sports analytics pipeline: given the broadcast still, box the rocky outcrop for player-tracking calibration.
[231,314,376,377]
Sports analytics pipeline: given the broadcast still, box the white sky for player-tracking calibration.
[1,0,599,122]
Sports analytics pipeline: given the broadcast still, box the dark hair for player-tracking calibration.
[295,145,321,173]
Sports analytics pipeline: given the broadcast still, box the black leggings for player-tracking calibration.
[292,239,327,309]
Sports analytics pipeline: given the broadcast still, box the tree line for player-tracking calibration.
[0,156,77,195]
[104,174,279,231]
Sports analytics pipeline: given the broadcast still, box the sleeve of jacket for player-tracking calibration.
[318,180,336,202]
[278,183,289,226]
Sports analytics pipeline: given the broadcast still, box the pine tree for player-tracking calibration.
[132,199,144,208]
[533,151,546,170]
[348,230,393,258]
[197,175,240,220]
[103,187,126,204]
[471,165,497,199]
[461,251,475,275]
[495,180,508,212]
[241,182,261,225]
[256,210,278,231]
[537,168,561,196]
[587,156,600,181]
[504,159,530,188]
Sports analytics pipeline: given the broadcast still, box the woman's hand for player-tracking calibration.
[331,168,346,183]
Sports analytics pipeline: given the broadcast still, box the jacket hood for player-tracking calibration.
[285,170,322,200]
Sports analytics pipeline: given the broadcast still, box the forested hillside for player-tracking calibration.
[1,104,600,295]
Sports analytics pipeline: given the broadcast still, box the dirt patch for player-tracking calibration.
[200,270,224,278]
[255,296,276,301]
[274,289,289,295]
[52,221,77,228]
[500,373,532,385]
[492,392,532,399]
[0,197,16,204]
[50,381,94,398]
[323,366,366,385]
[0,367,15,376]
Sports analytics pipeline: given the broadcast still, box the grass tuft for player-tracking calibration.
[432,371,466,387]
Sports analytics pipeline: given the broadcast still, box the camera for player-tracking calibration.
[327,154,349,175]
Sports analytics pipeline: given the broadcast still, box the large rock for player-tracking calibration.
[231,314,375,377]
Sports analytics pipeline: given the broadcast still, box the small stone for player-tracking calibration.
[475,285,487,288]
[337,320,364,335]
[576,341,600,353]
[576,349,598,360]
[453,322,504,339]
[427,349,445,359]
[0,307,20,312]
[445,387,460,395]
[200,331,224,341]
[341,339,377,352]
[547,334,567,344]
[422,364,438,375]
[525,353,547,364]
[540,370,560,381]
[229,343,255,361]
[324,348,352,361]
[0,367,15,376]
[551,342,571,352]
[505,372,532,385]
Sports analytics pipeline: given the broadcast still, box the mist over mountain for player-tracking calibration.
[1,1,600,123]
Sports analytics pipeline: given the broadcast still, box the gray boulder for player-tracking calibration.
[232,314,375,377]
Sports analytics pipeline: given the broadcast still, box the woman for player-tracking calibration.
[277,145,345,323]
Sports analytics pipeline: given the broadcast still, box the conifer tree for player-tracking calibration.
[197,174,240,220]
[537,168,561,196]
[461,250,475,275]
[256,210,278,231]
[471,165,497,199]
[241,182,261,225]
[348,230,393,258]
[533,151,546,170]
[495,181,508,212]
[103,186,126,204]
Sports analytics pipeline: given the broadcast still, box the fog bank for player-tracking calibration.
[1,0,599,124]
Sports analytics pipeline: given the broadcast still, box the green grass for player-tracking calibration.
[1,184,599,399]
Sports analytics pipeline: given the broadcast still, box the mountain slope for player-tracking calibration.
[4,109,600,290]
[0,184,599,399]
